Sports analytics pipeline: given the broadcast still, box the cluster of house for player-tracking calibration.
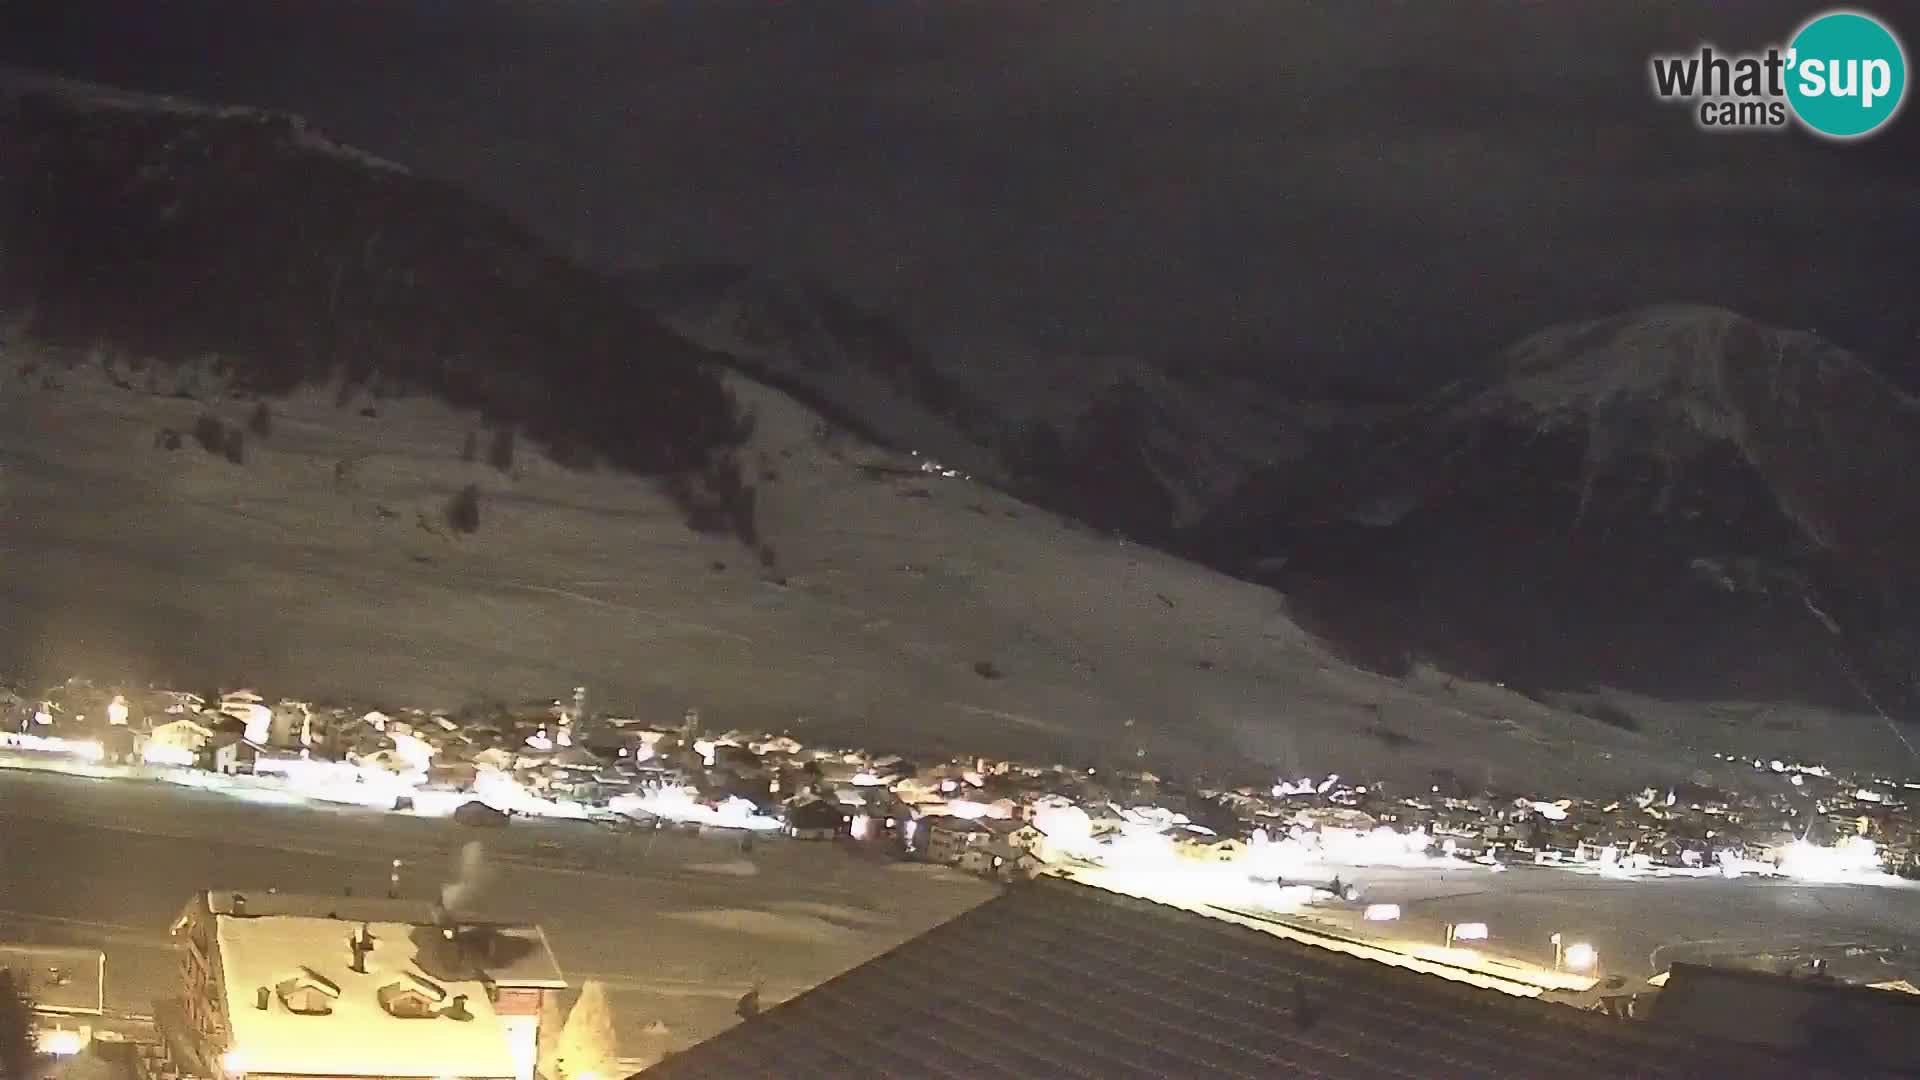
[6,676,1919,881]
[0,679,652,809]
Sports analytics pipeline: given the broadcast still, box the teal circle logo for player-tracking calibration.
[1786,10,1908,139]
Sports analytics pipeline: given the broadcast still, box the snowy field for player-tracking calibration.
[1081,858,1920,989]
[1,348,1902,793]
[0,768,994,1065]
[1312,863,1920,983]
[1029,842,1920,1012]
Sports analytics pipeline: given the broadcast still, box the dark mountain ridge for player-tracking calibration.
[1189,305,1920,722]
[628,260,1356,544]
[0,73,750,481]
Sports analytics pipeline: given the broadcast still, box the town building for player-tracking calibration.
[979,818,1046,852]
[955,842,1042,881]
[171,891,566,1080]
[781,795,846,840]
[921,815,993,864]
[145,716,219,766]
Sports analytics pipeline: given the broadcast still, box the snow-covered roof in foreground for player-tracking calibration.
[215,914,518,1079]
[200,891,566,989]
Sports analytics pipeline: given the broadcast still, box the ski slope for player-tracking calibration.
[0,345,1788,792]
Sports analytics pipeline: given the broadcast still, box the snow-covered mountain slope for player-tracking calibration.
[626,262,1007,487]
[2,344,1809,794]
[628,262,1334,539]
[1191,305,1920,745]
[1471,305,1920,568]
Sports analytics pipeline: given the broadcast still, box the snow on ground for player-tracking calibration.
[661,908,864,945]
[0,343,1815,792]
[685,860,760,878]
[1290,861,1920,986]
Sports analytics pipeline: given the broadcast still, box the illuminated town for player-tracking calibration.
[5,0,1920,1071]
[10,676,1916,881]
[11,671,1920,1077]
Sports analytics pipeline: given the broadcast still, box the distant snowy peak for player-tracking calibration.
[1469,305,1899,436]
[1448,306,1920,519]
[1392,305,1920,572]
[1187,305,1920,722]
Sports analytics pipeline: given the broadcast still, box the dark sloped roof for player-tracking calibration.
[640,877,1828,1080]
[1652,962,1920,1074]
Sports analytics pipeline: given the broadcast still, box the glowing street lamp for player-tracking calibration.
[1445,921,1489,948]
[1551,933,1597,971]
[1563,941,1598,971]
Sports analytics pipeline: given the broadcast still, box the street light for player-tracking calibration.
[1446,921,1489,948]
[1551,933,1597,971]
[1563,942,1597,971]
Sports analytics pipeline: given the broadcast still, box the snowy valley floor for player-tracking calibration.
[2,348,1911,794]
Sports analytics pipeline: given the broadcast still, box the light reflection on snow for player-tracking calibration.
[1777,837,1887,883]
[608,787,781,832]
[0,732,104,760]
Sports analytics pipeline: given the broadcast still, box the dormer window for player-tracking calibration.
[275,967,341,1016]
[378,973,447,1019]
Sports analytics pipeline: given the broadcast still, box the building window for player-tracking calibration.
[378,975,447,1019]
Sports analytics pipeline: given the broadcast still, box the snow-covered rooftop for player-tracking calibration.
[214,914,519,1079]
[200,891,565,989]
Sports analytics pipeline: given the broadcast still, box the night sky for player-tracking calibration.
[4,0,1917,389]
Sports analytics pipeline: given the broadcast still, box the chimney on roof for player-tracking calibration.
[230,892,247,916]
[348,931,369,974]
[444,994,472,1022]
[255,986,270,1011]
